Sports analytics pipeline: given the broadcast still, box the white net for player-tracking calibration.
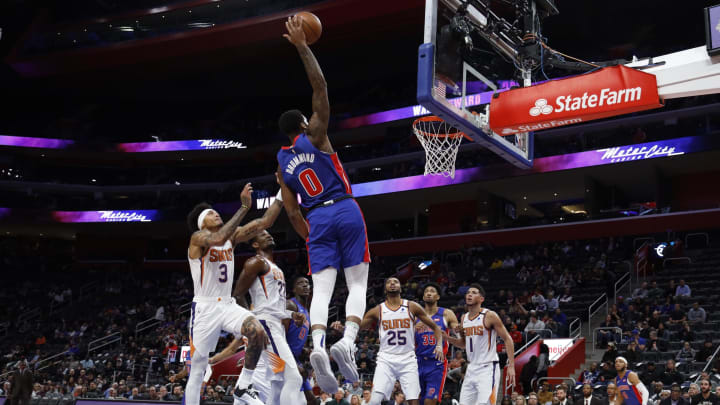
[413,117,467,179]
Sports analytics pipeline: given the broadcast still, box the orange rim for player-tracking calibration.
[412,116,472,140]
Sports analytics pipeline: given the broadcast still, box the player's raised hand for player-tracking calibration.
[240,183,253,208]
[283,15,307,46]
[434,345,445,362]
[292,311,306,326]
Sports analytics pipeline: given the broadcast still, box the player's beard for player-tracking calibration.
[424,298,436,306]
[386,289,401,297]
[617,366,626,375]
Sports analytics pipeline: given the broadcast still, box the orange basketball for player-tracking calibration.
[296,11,322,45]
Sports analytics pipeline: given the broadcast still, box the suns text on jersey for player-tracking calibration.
[464,325,485,336]
[381,318,412,331]
[208,248,233,262]
[285,153,315,175]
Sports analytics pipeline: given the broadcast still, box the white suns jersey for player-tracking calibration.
[188,239,234,298]
[378,300,416,356]
[462,309,498,364]
[248,256,287,320]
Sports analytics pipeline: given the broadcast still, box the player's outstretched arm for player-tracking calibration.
[232,256,268,308]
[410,301,445,361]
[283,15,330,152]
[445,314,466,349]
[191,183,253,249]
[232,195,284,245]
[209,338,244,365]
[445,307,460,331]
[487,310,516,386]
[277,168,309,239]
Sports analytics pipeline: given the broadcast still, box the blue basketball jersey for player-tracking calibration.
[616,370,642,405]
[415,307,449,359]
[287,297,310,359]
[277,133,353,209]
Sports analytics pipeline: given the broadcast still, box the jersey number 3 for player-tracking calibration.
[299,169,324,197]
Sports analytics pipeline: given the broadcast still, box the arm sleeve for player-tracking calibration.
[635,380,649,405]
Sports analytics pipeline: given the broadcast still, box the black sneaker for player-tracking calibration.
[233,384,263,405]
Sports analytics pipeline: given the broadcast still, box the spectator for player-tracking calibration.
[660,384,688,405]
[11,360,33,405]
[602,342,619,365]
[632,282,649,302]
[521,356,539,394]
[546,292,559,312]
[128,388,140,400]
[447,351,466,382]
[537,344,550,379]
[538,382,553,405]
[558,287,573,304]
[580,384,603,405]
[531,290,546,308]
[349,394,361,405]
[640,362,662,386]
[687,302,707,323]
[526,311,546,335]
[556,386,573,405]
[650,382,665,404]
[0,382,10,396]
[676,341,697,362]
[679,321,695,342]
[697,339,715,362]
[647,281,665,300]
[361,390,371,405]
[675,280,691,299]
[580,362,599,385]
[528,392,539,405]
[599,362,616,382]
[669,304,687,325]
[623,341,641,364]
[606,383,621,405]
[661,360,684,386]
[516,395,528,405]
[386,391,406,405]
[691,379,718,405]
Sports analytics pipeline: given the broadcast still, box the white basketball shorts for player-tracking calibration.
[459,361,500,405]
[372,351,421,401]
[189,296,253,355]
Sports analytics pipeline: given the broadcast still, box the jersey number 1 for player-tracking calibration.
[299,169,324,197]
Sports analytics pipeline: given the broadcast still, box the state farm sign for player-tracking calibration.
[489,65,663,135]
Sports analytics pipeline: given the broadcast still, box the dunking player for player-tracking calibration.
[185,184,284,405]
[334,278,445,405]
[276,15,370,393]
[232,230,306,405]
[415,283,459,405]
[445,285,516,405]
[614,357,648,405]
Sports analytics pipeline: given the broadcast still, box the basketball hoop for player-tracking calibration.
[413,116,470,179]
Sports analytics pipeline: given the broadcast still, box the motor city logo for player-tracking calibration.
[597,144,685,163]
[98,211,152,222]
[198,140,247,150]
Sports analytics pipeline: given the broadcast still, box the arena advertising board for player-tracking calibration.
[544,338,575,362]
[0,136,246,152]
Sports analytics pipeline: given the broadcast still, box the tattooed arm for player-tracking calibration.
[231,197,284,245]
[283,15,331,153]
[189,183,253,259]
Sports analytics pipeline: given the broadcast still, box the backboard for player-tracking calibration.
[417,0,534,169]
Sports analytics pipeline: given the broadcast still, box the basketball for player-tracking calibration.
[296,11,322,45]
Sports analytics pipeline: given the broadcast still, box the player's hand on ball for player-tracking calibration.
[292,311,306,326]
[330,321,344,332]
[240,183,253,208]
[283,15,307,46]
[434,345,445,362]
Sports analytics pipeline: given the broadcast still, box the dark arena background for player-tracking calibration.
[1,0,720,405]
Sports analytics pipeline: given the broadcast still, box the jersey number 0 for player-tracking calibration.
[298,168,324,197]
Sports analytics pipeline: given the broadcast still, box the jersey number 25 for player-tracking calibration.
[298,169,324,197]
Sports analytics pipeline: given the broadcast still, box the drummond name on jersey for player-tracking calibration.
[284,153,315,175]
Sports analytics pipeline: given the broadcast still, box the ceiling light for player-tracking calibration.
[91,179,97,183]
[523,196,527,200]
[553,192,558,196]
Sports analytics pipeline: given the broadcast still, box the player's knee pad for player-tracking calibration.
[344,263,368,319]
[310,267,337,326]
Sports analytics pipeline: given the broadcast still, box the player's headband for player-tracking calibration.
[197,209,214,230]
[616,356,628,365]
